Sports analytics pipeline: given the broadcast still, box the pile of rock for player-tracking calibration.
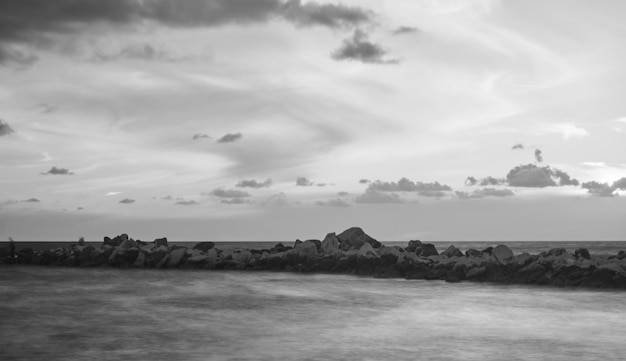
[3,227,626,289]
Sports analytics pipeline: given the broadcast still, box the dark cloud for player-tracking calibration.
[236,178,273,188]
[479,176,506,186]
[23,198,41,203]
[192,133,211,140]
[534,149,543,163]
[41,166,74,175]
[465,176,478,186]
[217,133,243,143]
[612,177,626,190]
[359,179,370,184]
[506,164,578,188]
[175,200,199,205]
[456,188,515,199]
[581,181,616,197]
[354,190,402,204]
[296,177,314,187]
[366,178,452,193]
[315,199,351,207]
[332,30,398,64]
[316,183,328,187]
[417,190,447,198]
[221,198,251,205]
[119,198,135,204]
[210,188,250,198]
[337,191,349,196]
[92,43,187,62]
[0,0,373,64]
[0,45,39,66]
[161,195,173,200]
[0,119,15,136]
[392,26,418,35]
[511,143,524,150]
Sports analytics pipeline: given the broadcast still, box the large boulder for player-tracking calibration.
[356,243,381,275]
[118,238,137,250]
[441,245,463,258]
[337,227,381,250]
[193,242,215,252]
[167,247,188,267]
[406,240,422,253]
[492,245,514,265]
[153,237,168,248]
[321,233,343,257]
[292,240,318,261]
[415,243,438,257]
[574,248,591,260]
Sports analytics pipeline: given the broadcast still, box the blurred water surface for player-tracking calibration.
[1,267,625,361]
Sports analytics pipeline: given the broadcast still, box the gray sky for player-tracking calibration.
[1,0,625,242]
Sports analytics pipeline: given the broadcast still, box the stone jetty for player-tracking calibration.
[2,227,626,289]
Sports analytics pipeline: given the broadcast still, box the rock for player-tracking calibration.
[193,242,215,252]
[292,240,318,260]
[230,249,253,266]
[441,245,463,258]
[515,263,547,284]
[599,263,623,273]
[574,248,591,260]
[356,243,381,275]
[546,248,567,257]
[118,238,137,250]
[465,266,487,280]
[321,233,343,257]
[406,240,422,252]
[465,249,482,257]
[77,245,98,266]
[513,253,532,266]
[492,245,514,265]
[153,237,168,248]
[415,243,438,257]
[337,227,381,250]
[133,252,146,267]
[271,242,291,253]
[481,247,493,255]
[167,247,187,267]
[617,251,626,260]
[103,236,120,247]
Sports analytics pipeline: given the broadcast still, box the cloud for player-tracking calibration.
[0,45,38,66]
[511,143,524,150]
[40,166,74,175]
[465,176,478,186]
[217,133,243,143]
[92,43,186,62]
[456,188,515,199]
[0,119,15,136]
[359,179,370,184]
[119,198,136,204]
[36,103,59,114]
[175,200,199,205]
[331,30,398,64]
[534,149,543,163]
[23,198,41,203]
[192,133,211,140]
[315,199,351,207]
[366,178,452,192]
[505,164,579,188]
[392,26,418,35]
[581,181,616,197]
[543,124,589,140]
[261,193,288,206]
[236,178,273,188]
[210,188,251,198]
[296,177,314,186]
[337,191,349,196]
[354,190,402,204]
[612,177,626,190]
[0,0,373,63]
[479,176,506,186]
[221,198,251,205]
[417,190,447,198]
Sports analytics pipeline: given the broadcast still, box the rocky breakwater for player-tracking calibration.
[3,228,626,289]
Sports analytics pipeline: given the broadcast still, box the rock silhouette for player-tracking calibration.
[3,228,626,289]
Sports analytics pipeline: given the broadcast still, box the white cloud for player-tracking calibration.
[541,123,589,140]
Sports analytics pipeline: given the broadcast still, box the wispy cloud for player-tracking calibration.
[456,188,515,199]
[236,178,273,188]
[40,166,74,175]
[210,188,251,198]
[393,26,418,35]
[296,177,314,187]
[315,199,351,207]
[541,123,589,140]
[0,119,15,136]
[119,198,136,204]
[192,133,211,140]
[175,200,199,205]
[217,133,243,143]
[354,190,403,204]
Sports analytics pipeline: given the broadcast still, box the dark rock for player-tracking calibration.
[465,249,482,257]
[546,248,567,257]
[271,242,291,253]
[103,236,120,247]
[465,266,487,280]
[617,251,626,260]
[406,240,422,252]
[193,242,215,252]
[492,245,514,265]
[445,269,465,283]
[481,247,493,255]
[153,237,168,248]
[146,248,168,267]
[356,243,381,275]
[77,245,99,266]
[582,267,617,288]
[337,227,382,250]
[515,263,547,284]
[574,248,591,260]
[321,233,343,257]
[441,245,463,258]
[167,248,188,267]
[415,243,438,257]
[306,239,322,251]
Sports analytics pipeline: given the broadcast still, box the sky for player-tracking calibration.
[1,0,625,243]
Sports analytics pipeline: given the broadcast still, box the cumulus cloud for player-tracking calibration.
[40,166,74,175]
[210,188,251,198]
[0,119,14,136]
[23,198,41,203]
[119,198,136,204]
[393,26,418,35]
[465,176,478,186]
[511,143,524,150]
[506,164,579,188]
[534,149,543,163]
[543,123,589,140]
[354,190,402,204]
[296,177,314,186]
[417,190,447,198]
[359,179,370,184]
[236,178,273,188]
[332,30,398,64]
[175,200,199,205]
[0,0,373,64]
[456,188,515,199]
[366,178,452,193]
[192,133,211,140]
[479,176,506,186]
[581,181,616,197]
[315,199,351,207]
[612,177,626,190]
[217,133,243,143]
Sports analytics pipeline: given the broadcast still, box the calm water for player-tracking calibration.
[1,266,625,361]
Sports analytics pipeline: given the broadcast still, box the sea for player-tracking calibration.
[1,240,625,361]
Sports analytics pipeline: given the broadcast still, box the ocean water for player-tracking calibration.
[1,266,625,361]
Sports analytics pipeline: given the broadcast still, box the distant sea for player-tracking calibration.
[5,240,626,256]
